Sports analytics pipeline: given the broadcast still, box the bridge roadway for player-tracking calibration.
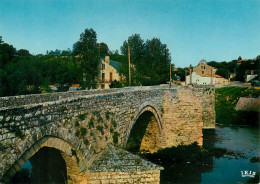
[0,85,215,183]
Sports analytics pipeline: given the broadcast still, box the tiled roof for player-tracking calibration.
[198,74,223,78]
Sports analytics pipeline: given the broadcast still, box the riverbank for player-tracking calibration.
[215,87,260,126]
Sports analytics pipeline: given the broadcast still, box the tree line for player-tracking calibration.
[207,56,260,81]
[0,29,172,97]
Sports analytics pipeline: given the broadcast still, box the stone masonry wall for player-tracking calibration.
[160,87,203,148]
[87,170,160,184]
[0,86,164,180]
[193,85,215,129]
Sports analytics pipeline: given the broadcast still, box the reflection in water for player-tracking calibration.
[157,126,259,184]
[158,130,215,184]
[201,126,259,184]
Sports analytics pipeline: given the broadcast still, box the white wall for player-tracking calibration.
[186,72,216,85]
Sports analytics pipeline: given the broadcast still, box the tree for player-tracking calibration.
[73,28,100,89]
[143,38,171,85]
[61,49,72,56]
[235,56,260,81]
[99,42,109,57]
[119,34,145,85]
[0,40,16,67]
[238,56,242,61]
[48,49,61,56]
[216,68,229,78]
[119,34,171,86]
[120,34,144,65]
[17,49,31,56]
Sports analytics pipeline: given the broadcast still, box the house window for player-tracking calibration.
[101,64,105,70]
[110,72,113,82]
[102,73,105,82]
[202,71,204,74]
[101,84,105,89]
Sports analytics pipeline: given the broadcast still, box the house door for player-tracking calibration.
[102,73,105,82]
[110,73,113,82]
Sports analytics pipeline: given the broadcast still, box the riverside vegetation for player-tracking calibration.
[215,86,260,126]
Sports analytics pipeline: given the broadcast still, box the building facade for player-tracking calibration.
[98,56,121,89]
[193,59,217,75]
[186,59,229,85]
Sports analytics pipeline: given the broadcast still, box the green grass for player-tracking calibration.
[215,87,260,126]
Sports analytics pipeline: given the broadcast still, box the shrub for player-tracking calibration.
[77,113,87,121]
[111,119,117,128]
[80,127,87,137]
[105,111,110,120]
[84,139,89,145]
[75,130,80,137]
[88,117,94,128]
[97,125,104,135]
[113,132,119,144]
[74,121,79,127]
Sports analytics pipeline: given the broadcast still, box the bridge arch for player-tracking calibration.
[2,136,87,183]
[125,103,163,153]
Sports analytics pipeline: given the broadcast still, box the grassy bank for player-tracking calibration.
[215,87,260,126]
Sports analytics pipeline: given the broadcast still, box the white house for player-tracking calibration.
[186,72,229,85]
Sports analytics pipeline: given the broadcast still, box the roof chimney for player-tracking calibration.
[105,56,110,64]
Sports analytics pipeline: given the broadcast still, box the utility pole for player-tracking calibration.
[128,46,131,87]
[169,61,172,88]
[185,70,187,86]
[211,68,213,84]
[189,64,192,85]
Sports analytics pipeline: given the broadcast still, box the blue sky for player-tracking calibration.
[0,0,259,67]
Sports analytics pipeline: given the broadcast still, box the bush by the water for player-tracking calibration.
[215,87,260,126]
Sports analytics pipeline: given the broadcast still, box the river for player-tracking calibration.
[201,126,259,184]
[159,125,259,184]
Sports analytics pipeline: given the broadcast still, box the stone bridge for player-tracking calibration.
[0,85,215,183]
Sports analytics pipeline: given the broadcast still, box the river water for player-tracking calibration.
[159,125,259,184]
[200,126,259,184]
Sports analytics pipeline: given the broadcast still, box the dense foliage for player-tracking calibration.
[215,87,260,126]
[73,28,100,89]
[0,55,82,96]
[207,56,260,81]
[119,34,172,86]
[235,57,260,81]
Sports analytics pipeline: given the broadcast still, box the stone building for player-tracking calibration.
[193,59,217,75]
[98,56,121,89]
[186,59,229,85]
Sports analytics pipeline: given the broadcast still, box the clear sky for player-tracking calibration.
[0,0,259,67]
